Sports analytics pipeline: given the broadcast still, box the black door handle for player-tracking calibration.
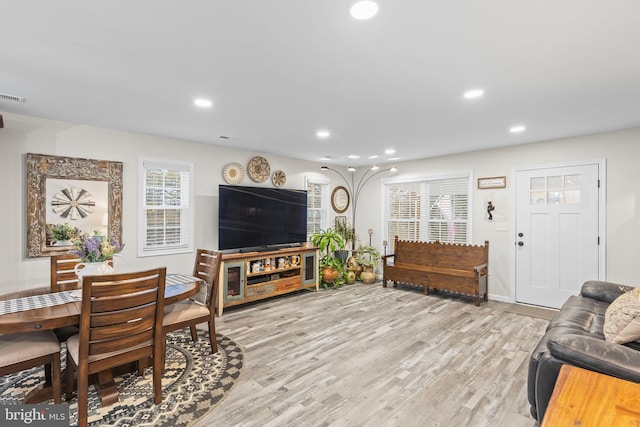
[517,241,524,247]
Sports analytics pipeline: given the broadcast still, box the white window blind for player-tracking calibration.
[383,174,470,252]
[306,180,329,242]
[139,158,193,256]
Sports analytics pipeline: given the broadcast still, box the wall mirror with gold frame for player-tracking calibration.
[26,153,123,258]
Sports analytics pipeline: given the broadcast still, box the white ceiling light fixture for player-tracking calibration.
[350,1,379,20]
[316,130,331,139]
[463,89,485,99]
[347,154,360,159]
[194,98,213,108]
[384,148,395,155]
[510,125,526,133]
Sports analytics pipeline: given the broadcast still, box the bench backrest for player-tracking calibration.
[394,236,488,270]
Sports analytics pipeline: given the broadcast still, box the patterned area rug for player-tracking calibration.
[0,330,243,426]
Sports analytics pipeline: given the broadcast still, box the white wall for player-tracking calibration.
[2,111,640,301]
[355,129,640,300]
[0,112,326,294]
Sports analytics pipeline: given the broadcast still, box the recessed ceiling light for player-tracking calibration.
[510,125,526,133]
[316,130,331,139]
[319,156,332,161]
[369,155,379,159]
[463,89,485,99]
[347,154,360,159]
[348,167,357,172]
[194,98,213,108]
[384,148,395,155]
[350,1,378,20]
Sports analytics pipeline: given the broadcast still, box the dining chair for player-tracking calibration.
[163,249,222,361]
[64,267,166,427]
[50,253,114,292]
[0,331,62,404]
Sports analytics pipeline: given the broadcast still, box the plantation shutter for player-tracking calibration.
[306,180,329,241]
[139,159,193,256]
[383,174,470,253]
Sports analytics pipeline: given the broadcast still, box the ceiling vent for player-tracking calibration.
[0,92,26,103]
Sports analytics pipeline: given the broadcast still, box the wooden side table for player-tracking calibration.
[542,365,640,426]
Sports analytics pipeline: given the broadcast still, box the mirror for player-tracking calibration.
[26,153,123,258]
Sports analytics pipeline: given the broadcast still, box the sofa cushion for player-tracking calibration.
[604,288,640,344]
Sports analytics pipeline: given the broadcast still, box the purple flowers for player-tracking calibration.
[73,233,123,262]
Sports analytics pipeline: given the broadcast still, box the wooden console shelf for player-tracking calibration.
[216,246,318,316]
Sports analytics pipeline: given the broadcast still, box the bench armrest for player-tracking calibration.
[382,254,395,265]
[548,335,640,382]
[473,263,488,273]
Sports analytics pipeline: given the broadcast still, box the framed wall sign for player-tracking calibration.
[478,176,507,189]
[331,186,350,213]
[26,153,123,257]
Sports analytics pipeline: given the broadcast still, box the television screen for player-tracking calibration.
[218,185,308,251]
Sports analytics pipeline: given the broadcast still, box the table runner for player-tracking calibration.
[0,274,204,316]
[0,291,78,316]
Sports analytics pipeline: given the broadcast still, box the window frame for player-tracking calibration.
[138,157,194,257]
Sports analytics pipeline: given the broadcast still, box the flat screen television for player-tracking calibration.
[218,185,308,252]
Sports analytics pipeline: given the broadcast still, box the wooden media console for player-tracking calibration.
[216,246,318,316]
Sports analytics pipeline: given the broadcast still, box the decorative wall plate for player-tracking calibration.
[247,156,270,183]
[223,162,245,185]
[272,170,286,187]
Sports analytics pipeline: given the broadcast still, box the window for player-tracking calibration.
[383,173,471,252]
[306,179,329,241]
[138,158,193,256]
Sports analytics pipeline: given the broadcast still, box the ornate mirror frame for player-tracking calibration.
[26,153,123,258]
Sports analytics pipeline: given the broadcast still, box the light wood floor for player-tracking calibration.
[196,283,552,427]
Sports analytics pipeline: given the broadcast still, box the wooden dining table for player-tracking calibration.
[0,276,201,405]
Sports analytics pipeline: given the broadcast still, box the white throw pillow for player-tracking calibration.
[604,288,640,344]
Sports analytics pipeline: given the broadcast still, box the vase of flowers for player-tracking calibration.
[72,232,123,282]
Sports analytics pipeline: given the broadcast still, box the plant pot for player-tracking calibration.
[345,269,357,284]
[347,256,362,276]
[322,266,339,284]
[334,250,349,262]
[360,266,376,284]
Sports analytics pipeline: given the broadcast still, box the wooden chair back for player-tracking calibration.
[192,249,223,311]
[67,267,166,427]
[50,253,113,292]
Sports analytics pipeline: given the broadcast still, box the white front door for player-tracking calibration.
[515,163,600,308]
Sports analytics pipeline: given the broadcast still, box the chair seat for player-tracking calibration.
[163,300,209,325]
[66,334,152,364]
[0,331,60,366]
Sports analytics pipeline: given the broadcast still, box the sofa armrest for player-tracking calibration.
[580,280,636,303]
[548,335,640,382]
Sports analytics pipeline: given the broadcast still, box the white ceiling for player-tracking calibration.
[2,1,640,166]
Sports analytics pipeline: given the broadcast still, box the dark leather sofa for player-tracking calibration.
[528,280,640,421]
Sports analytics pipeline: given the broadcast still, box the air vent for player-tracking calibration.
[0,92,26,103]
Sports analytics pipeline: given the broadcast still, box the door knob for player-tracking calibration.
[517,241,524,247]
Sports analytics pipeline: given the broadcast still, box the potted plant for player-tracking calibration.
[311,228,345,286]
[47,223,80,246]
[355,245,382,284]
[334,220,356,262]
